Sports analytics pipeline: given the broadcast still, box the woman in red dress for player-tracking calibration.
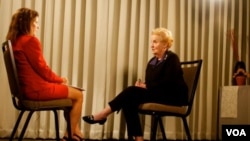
[6,8,84,141]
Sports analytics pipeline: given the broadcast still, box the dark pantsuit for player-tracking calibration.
[109,86,149,136]
[108,51,188,137]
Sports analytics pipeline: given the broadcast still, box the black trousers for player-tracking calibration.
[108,86,149,137]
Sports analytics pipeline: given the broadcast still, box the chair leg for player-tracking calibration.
[64,108,72,141]
[18,111,34,141]
[53,110,60,141]
[182,117,192,141]
[158,117,167,140]
[10,110,25,141]
[150,115,159,141]
[128,136,134,141]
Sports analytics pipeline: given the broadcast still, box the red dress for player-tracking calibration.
[12,35,68,101]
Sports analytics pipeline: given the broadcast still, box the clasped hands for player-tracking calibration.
[61,77,68,84]
[233,68,249,78]
[135,79,146,88]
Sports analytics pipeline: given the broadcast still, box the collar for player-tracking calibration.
[150,51,169,65]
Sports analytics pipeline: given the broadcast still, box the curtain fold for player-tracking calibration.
[0,0,249,140]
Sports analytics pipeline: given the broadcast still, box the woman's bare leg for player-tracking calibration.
[134,136,144,141]
[66,87,84,138]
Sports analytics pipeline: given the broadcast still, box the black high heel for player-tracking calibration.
[82,115,107,125]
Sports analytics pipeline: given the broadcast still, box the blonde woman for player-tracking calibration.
[83,27,188,141]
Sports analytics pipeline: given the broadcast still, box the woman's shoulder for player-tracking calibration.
[18,35,38,41]
[165,50,179,61]
[166,50,177,56]
[13,35,41,50]
[17,35,40,45]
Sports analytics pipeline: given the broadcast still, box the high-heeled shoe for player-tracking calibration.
[82,115,107,125]
[61,136,78,141]
[73,134,84,141]
[61,136,69,141]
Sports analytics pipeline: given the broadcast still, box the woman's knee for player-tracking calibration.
[68,87,84,100]
[124,86,145,95]
[124,86,137,93]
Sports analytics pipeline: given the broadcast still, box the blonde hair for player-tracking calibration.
[151,27,173,47]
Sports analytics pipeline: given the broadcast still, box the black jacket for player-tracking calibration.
[145,50,188,106]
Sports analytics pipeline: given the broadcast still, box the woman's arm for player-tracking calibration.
[23,37,64,83]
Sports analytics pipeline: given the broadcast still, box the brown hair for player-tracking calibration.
[6,8,39,42]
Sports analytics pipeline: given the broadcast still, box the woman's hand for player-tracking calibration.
[61,77,68,84]
[233,68,248,78]
[135,79,146,88]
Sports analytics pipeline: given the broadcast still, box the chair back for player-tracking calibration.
[181,59,202,115]
[2,40,23,109]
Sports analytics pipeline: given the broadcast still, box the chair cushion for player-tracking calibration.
[20,98,72,110]
[139,103,188,115]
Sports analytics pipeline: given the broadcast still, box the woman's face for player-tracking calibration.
[30,16,39,36]
[150,34,167,59]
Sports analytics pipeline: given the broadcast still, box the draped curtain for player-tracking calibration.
[0,0,249,140]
